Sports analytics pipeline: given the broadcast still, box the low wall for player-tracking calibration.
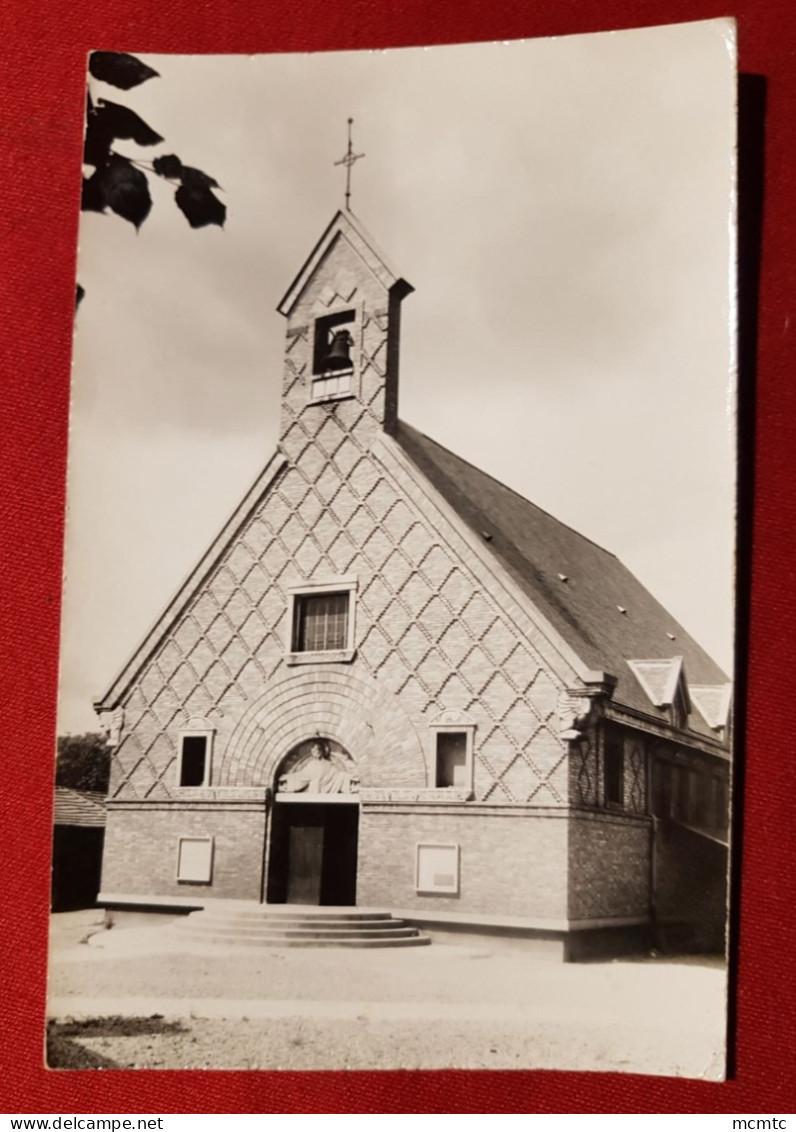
[101,800,267,901]
[357,804,569,920]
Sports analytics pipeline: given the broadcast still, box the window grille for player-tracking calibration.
[294,592,349,652]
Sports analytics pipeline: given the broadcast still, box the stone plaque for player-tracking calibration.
[416,842,459,895]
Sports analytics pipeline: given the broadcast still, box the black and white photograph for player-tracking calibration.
[49,19,736,1076]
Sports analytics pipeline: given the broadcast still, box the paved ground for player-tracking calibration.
[46,910,728,1076]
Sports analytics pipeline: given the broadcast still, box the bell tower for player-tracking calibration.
[276,209,413,459]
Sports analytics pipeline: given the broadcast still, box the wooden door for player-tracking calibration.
[286,822,324,904]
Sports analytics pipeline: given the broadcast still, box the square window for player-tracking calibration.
[435,732,468,788]
[428,716,476,795]
[293,591,350,652]
[178,733,211,787]
[285,578,357,665]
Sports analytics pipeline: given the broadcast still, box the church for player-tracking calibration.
[94,206,732,958]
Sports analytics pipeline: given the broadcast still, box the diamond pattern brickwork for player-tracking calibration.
[572,736,598,807]
[626,734,647,813]
[113,389,567,802]
[112,232,567,804]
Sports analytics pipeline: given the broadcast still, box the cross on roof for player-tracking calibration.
[334,118,365,211]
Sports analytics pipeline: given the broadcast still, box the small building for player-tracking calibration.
[51,787,106,912]
[94,209,731,956]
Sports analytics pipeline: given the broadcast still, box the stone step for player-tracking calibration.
[176,930,431,949]
[196,909,393,924]
[181,919,421,937]
[186,910,405,928]
[172,906,431,948]
[179,923,420,940]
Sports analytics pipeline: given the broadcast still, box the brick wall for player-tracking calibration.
[101,803,266,901]
[567,811,650,920]
[357,805,569,920]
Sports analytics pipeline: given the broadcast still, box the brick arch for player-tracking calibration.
[216,665,428,789]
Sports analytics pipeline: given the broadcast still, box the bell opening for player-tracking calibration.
[322,329,354,372]
[313,309,356,376]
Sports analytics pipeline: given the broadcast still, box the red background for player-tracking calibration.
[1,0,793,1115]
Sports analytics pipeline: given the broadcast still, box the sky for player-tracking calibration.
[58,19,737,734]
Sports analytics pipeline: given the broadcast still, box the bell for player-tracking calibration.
[322,328,354,372]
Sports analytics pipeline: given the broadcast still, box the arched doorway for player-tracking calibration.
[266,737,359,906]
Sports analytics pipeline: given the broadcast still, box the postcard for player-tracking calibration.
[49,20,736,1076]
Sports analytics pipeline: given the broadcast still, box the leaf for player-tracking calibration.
[83,104,113,168]
[152,153,183,179]
[89,52,159,90]
[81,171,107,212]
[181,165,221,191]
[175,182,226,229]
[95,99,163,146]
[100,155,152,229]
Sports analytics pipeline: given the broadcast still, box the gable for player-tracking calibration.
[277,209,412,318]
[103,409,583,805]
[690,683,733,730]
[626,657,686,708]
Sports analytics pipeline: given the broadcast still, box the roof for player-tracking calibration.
[394,420,729,734]
[277,209,413,318]
[53,787,107,828]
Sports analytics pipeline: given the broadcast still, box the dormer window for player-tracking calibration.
[626,657,693,733]
[312,310,355,401]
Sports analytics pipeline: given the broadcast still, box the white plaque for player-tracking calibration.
[416,842,459,894]
[176,836,213,883]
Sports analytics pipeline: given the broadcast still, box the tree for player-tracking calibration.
[55,733,111,794]
[79,51,225,306]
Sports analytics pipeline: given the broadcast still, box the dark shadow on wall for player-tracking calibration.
[50,826,105,912]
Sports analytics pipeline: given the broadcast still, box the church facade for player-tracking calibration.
[95,210,732,956]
